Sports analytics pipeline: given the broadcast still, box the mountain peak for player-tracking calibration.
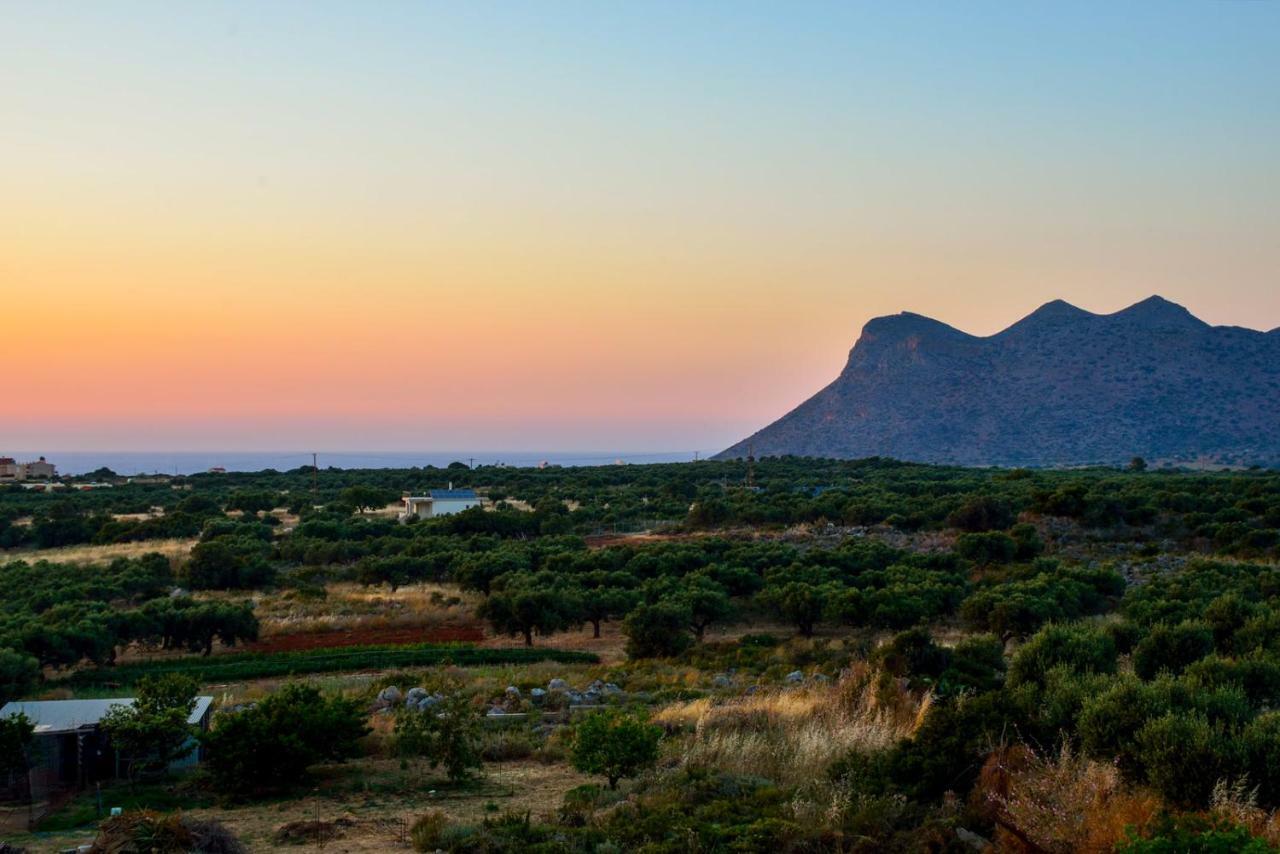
[716,297,1280,467]
[1112,295,1206,329]
[860,311,967,341]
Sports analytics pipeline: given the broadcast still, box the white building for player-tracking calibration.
[20,457,56,481]
[401,488,481,520]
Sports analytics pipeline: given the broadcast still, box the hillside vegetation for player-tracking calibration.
[3,458,1280,851]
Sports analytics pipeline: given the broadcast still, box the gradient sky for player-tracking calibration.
[3,2,1279,453]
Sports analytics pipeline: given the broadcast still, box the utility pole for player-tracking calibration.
[311,452,318,502]
[746,443,755,489]
[469,457,475,470]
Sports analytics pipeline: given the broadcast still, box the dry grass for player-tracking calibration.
[1,538,197,567]
[979,744,1161,853]
[1208,779,1280,846]
[246,582,481,636]
[659,663,929,787]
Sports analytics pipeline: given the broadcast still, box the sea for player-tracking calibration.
[17,451,709,477]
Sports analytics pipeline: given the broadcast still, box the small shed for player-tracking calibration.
[0,696,214,790]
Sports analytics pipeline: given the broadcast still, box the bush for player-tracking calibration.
[570,709,662,789]
[90,810,247,854]
[0,650,39,705]
[947,496,1014,532]
[1008,623,1117,687]
[1134,712,1241,807]
[395,693,482,782]
[874,628,949,681]
[410,811,449,852]
[939,634,1006,694]
[1132,622,1214,680]
[955,532,1017,565]
[1117,813,1273,853]
[1242,712,1280,808]
[623,600,693,659]
[201,683,370,796]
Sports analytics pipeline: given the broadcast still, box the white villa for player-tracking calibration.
[400,487,481,520]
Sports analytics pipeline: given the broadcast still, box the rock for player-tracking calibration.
[712,674,733,689]
[955,827,990,851]
[486,706,506,717]
[378,686,402,704]
[602,682,623,696]
[583,690,602,705]
[169,587,189,598]
[566,691,585,705]
[530,688,547,702]
[785,670,804,684]
[417,693,443,711]
[405,687,428,705]
[548,678,569,691]
[745,685,760,695]
[587,679,605,692]
[811,674,831,684]
[505,685,521,697]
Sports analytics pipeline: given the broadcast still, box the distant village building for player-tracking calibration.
[401,487,481,520]
[0,456,56,482]
[19,457,55,481]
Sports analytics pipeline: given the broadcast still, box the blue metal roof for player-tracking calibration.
[428,489,478,500]
[1,697,214,734]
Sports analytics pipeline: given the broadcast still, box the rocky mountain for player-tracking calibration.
[717,296,1280,468]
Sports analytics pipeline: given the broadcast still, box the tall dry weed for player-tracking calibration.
[659,662,928,786]
[980,744,1160,853]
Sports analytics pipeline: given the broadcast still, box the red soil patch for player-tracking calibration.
[248,624,484,653]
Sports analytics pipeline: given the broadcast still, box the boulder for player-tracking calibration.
[405,687,428,705]
[548,678,569,691]
[486,706,506,717]
[784,670,804,684]
[530,688,547,702]
[505,685,521,697]
[712,674,733,689]
[378,686,403,704]
[602,682,624,696]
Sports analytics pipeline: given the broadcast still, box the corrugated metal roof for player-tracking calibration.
[0,697,213,734]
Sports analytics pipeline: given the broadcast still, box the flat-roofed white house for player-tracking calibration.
[401,488,481,520]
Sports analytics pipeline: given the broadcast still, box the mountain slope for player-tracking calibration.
[717,296,1280,467]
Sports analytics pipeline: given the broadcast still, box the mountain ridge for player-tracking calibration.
[717,296,1280,468]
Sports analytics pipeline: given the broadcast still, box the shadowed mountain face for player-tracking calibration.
[718,296,1280,468]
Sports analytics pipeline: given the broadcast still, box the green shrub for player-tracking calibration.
[201,683,370,796]
[1007,623,1117,687]
[940,634,1006,694]
[570,709,662,789]
[623,600,693,659]
[1242,712,1280,809]
[1133,622,1214,679]
[955,531,1017,565]
[1134,712,1242,807]
[1117,814,1273,853]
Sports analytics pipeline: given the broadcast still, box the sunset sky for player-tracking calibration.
[4,2,1279,454]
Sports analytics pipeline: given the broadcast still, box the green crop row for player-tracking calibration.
[64,643,599,688]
